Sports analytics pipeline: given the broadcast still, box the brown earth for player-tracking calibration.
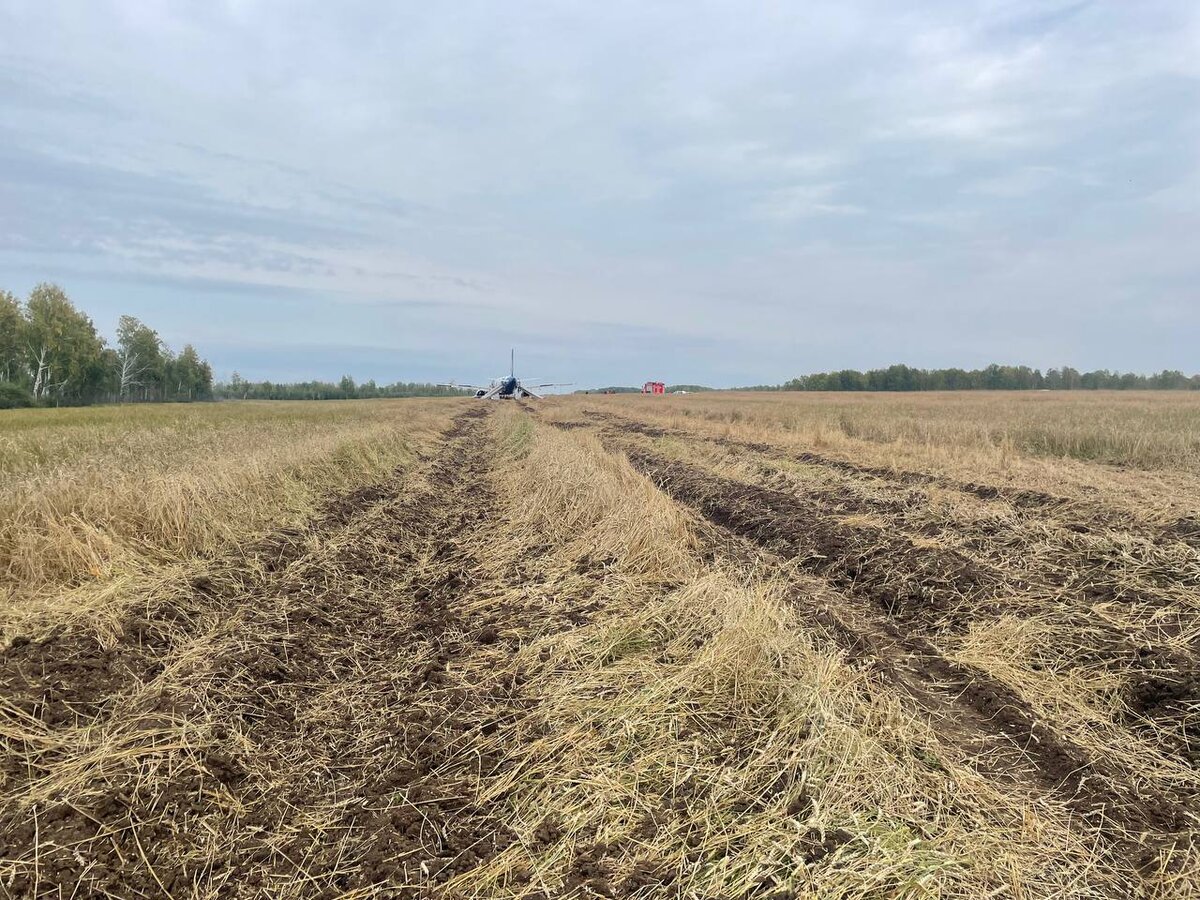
[564,411,1200,771]
[0,408,558,898]
[4,402,1198,898]
[596,437,1195,868]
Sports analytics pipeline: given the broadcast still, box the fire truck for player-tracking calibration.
[642,381,665,395]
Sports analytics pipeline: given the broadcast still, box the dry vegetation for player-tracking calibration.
[2,392,1197,898]
[0,400,450,641]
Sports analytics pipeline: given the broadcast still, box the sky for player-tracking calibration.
[0,0,1197,387]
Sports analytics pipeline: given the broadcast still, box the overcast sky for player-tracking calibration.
[1,1,1197,386]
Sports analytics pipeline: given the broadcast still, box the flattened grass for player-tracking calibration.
[467,406,1145,898]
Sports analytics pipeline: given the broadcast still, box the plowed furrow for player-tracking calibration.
[622,445,1195,858]
[0,437,434,793]
[622,449,1008,630]
[579,408,1198,548]
[0,408,540,898]
[578,419,1200,767]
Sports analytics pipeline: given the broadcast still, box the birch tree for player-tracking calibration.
[24,284,106,403]
[115,315,164,400]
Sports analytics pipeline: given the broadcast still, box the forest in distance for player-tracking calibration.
[768,364,1200,392]
[2,285,1197,408]
[0,284,468,408]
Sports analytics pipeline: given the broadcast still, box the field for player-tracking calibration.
[1,392,1198,898]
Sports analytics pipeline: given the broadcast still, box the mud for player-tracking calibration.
[1125,672,1200,766]
[739,454,1200,732]
[1166,515,1200,549]
[622,445,1196,854]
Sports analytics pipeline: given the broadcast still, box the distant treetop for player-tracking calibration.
[765,364,1199,392]
[213,377,470,400]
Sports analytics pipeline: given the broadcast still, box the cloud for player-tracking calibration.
[0,0,1196,384]
[751,184,865,221]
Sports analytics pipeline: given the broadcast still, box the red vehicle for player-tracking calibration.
[642,381,665,395]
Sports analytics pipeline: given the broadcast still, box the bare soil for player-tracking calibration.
[570,411,1200,772]
[0,409,555,897]
[4,403,1198,898]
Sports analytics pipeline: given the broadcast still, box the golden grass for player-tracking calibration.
[547,391,1200,523]
[0,399,454,640]
[580,408,1200,815]
[612,390,1200,469]
[3,396,1196,897]
[454,407,1153,897]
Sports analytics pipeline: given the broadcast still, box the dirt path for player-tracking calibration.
[610,441,1195,868]
[0,408,551,898]
[565,411,1200,770]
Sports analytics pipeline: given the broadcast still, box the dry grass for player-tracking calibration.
[537,394,1200,891]
[607,390,1200,469]
[551,392,1200,521]
[0,399,453,640]
[2,395,1197,898]
[465,407,1142,897]
[588,408,1200,801]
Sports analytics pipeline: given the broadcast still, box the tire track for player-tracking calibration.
[618,444,1196,868]
[559,413,1200,767]
[0,408,545,898]
[0,433,438,799]
[578,408,1200,549]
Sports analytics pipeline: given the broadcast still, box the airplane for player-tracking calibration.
[443,351,571,400]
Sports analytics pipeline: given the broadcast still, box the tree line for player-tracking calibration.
[1,283,214,408]
[774,364,1200,392]
[215,375,469,401]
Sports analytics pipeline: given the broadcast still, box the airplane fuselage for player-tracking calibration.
[474,375,528,399]
[453,353,564,400]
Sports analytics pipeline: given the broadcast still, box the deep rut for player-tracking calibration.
[616,443,1195,870]
[0,408,541,899]
[579,408,1200,548]
[566,412,1200,766]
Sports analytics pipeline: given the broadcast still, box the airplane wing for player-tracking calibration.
[438,382,486,390]
[534,382,573,388]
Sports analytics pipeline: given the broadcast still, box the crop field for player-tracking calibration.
[1,392,1198,898]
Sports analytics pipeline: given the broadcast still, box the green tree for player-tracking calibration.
[167,344,209,400]
[116,315,167,401]
[0,290,25,384]
[24,283,106,403]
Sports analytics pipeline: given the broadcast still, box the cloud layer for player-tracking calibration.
[1,0,1197,385]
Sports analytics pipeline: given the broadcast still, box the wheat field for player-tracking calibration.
[1,393,1197,898]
